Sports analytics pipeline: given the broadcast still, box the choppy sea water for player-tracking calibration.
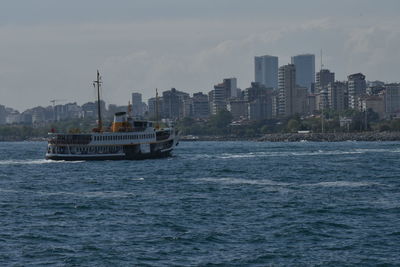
[0,141,399,266]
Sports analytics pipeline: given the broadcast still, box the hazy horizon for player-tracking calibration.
[1,0,400,111]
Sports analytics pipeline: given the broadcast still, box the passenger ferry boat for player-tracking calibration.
[46,71,179,161]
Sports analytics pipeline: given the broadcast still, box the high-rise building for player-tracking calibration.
[209,78,238,115]
[182,98,194,118]
[306,94,317,114]
[316,69,335,93]
[223,78,238,99]
[291,54,315,93]
[162,88,189,120]
[348,73,366,110]
[192,92,210,119]
[254,55,278,89]
[147,97,163,119]
[278,64,296,117]
[316,89,329,111]
[360,95,385,119]
[328,82,346,112]
[131,93,144,117]
[227,100,248,120]
[385,83,400,117]
[293,87,308,115]
[244,82,274,120]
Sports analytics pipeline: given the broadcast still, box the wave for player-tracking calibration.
[354,148,400,153]
[198,177,290,186]
[303,181,380,188]
[215,150,363,159]
[199,178,380,189]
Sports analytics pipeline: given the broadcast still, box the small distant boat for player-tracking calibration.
[45,71,179,161]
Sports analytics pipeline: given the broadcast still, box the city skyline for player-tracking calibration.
[1,0,400,110]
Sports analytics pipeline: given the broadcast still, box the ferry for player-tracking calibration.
[45,71,179,161]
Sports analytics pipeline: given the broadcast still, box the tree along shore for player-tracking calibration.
[178,132,400,142]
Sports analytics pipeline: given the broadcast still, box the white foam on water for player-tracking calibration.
[199,177,290,186]
[216,150,366,159]
[303,181,380,188]
[354,148,400,153]
[289,150,362,156]
[218,153,258,159]
[0,159,84,165]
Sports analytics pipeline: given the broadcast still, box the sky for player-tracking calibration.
[1,0,400,110]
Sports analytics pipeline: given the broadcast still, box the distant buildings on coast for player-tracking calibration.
[1,52,400,127]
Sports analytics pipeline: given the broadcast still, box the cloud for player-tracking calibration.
[1,15,400,110]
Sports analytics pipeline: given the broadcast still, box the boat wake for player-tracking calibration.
[0,159,84,165]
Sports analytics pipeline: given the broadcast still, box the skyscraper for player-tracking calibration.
[209,78,238,115]
[316,69,335,93]
[328,82,346,112]
[278,64,296,117]
[291,54,315,93]
[162,88,189,120]
[348,73,366,110]
[254,55,278,89]
[223,78,238,99]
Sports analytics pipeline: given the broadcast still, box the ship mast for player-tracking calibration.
[93,70,103,131]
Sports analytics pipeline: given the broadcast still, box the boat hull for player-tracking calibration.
[45,149,172,161]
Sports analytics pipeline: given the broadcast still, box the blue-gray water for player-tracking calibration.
[0,141,399,266]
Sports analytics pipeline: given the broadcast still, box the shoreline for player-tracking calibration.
[180,132,400,142]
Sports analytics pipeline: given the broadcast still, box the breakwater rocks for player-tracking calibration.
[258,132,400,142]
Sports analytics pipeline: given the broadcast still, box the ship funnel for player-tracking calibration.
[112,112,128,132]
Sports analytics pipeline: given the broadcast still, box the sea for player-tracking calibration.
[0,141,399,266]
